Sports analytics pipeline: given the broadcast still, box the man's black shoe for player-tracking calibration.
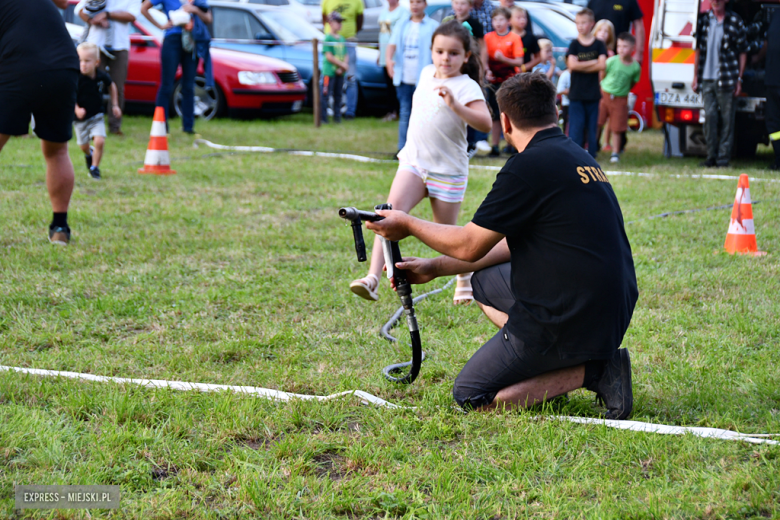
[502,145,517,155]
[89,166,101,180]
[48,226,71,246]
[716,160,730,168]
[593,348,633,420]
[488,145,500,157]
[699,158,717,168]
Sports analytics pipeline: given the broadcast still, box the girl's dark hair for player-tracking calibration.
[431,21,482,84]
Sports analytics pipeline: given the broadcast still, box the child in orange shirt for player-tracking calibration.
[484,7,523,156]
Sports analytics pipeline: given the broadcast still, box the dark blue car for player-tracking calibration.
[208,2,390,113]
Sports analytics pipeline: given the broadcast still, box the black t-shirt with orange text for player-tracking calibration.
[472,127,637,359]
[566,39,608,101]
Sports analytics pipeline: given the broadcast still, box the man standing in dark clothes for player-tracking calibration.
[587,0,645,63]
[749,7,780,169]
[368,73,638,418]
[0,0,80,245]
[692,0,747,168]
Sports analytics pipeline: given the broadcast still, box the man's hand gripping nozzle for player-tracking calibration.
[338,204,423,384]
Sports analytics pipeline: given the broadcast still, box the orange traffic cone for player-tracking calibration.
[138,107,176,175]
[724,174,765,256]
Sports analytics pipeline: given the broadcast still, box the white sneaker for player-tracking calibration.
[610,153,620,163]
[476,140,492,154]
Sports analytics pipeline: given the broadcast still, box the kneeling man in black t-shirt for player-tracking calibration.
[367,73,638,419]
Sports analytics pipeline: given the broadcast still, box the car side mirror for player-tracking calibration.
[254,32,274,42]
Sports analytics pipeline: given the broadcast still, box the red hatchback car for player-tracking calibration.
[63,2,306,119]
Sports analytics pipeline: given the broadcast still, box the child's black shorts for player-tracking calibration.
[0,69,78,143]
[451,263,606,410]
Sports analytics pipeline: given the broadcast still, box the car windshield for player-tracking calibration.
[527,7,578,41]
[258,9,324,42]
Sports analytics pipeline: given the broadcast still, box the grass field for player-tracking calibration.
[1,114,779,519]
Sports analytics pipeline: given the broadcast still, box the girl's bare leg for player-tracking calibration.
[351,169,427,300]
[429,197,472,305]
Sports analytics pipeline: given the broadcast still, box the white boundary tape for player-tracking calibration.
[192,139,780,183]
[0,365,400,408]
[1,365,777,445]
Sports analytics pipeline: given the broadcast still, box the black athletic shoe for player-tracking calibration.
[488,145,500,157]
[467,144,478,159]
[89,166,101,180]
[502,145,517,155]
[85,146,93,170]
[48,226,71,246]
[594,348,633,420]
[716,160,730,168]
[699,158,717,168]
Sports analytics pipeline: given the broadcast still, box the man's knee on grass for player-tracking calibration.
[452,380,497,411]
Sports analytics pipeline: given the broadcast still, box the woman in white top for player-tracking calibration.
[351,21,492,304]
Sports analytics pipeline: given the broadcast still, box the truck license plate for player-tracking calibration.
[655,92,702,107]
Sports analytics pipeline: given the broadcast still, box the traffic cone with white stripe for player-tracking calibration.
[724,174,765,256]
[138,107,176,175]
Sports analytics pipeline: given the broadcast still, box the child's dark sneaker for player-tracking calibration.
[89,166,101,180]
[48,226,71,246]
[85,145,94,170]
[592,348,633,420]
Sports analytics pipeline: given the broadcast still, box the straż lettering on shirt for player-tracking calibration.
[577,166,610,184]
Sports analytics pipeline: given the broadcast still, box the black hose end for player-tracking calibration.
[382,350,425,384]
[382,330,423,384]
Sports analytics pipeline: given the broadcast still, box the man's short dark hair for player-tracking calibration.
[496,73,558,129]
[576,7,594,20]
[617,32,636,46]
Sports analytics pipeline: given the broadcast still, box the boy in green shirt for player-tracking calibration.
[321,12,349,124]
[598,32,641,163]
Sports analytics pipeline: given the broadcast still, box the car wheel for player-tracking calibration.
[173,76,224,121]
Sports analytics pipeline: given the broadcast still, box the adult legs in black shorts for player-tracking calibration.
[0,69,78,244]
[452,263,611,411]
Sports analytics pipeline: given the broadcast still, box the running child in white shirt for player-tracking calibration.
[350,21,492,304]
